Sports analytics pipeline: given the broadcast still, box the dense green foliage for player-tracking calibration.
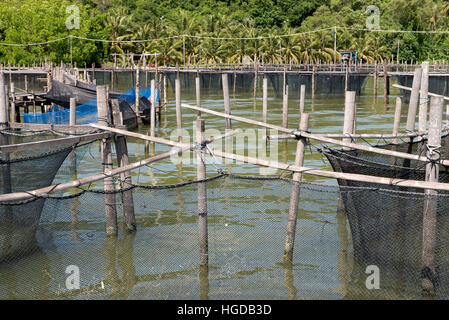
[1,0,449,65]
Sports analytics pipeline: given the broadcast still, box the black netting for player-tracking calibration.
[1,172,449,299]
[163,71,368,98]
[0,132,97,264]
[394,74,449,103]
[323,135,449,190]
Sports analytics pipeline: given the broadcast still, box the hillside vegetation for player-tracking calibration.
[0,0,449,65]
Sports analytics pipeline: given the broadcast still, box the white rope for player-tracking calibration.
[1,26,449,47]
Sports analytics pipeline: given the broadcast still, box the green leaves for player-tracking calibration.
[1,0,449,65]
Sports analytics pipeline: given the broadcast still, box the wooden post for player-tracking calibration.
[69,97,76,127]
[10,82,16,124]
[343,91,356,151]
[373,61,378,97]
[111,99,136,233]
[299,84,306,114]
[263,74,268,140]
[47,70,52,92]
[135,65,140,119]
[345,64,349,93]
[383,61,389,104]
[405,67,423,139]
[392,97,402,145]
[0,72,11,196]
[0,72,7,129]
[282,69,289,128]
[68,97,77,174]
[421,95,444,294]
[311,66,316,99]
[97,85,118,236]
[196,71,201,117]
[419,62,430,136]
[283,113,309,263]
[196,118,208,267]
[222,73,231,129]
[390,97,402,165]
[150,79,156,137]
[24,75,28,93]
[163,74,167,111]
[253,63,258,109]
[175,74,182,143]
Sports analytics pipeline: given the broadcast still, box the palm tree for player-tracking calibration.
[105,8,130,54]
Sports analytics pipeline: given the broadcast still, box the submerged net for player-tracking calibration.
[1,164,449,299]
[0,130,99,264]
[322,134,449,189]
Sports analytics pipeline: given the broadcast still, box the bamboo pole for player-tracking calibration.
[383,61,389,104]
[390,97,402,166]
[299,84,306,114]
[135,65,140,120]
[373,61,378,97]
[311,66,316,99]
[222,73,231,129]
[150,79,156,137]
[419,62,430,135]
[283,75,289,128]
[196,118,208,266]
[421,95,444,294]
[87,124,449,195]
[111,99,136,233]
[69,97,76,127]
[69,97,77,172]
[196,71,201,117]
[163,74,167,112]
[10,82,16,123]
[175,74,182,144]
[180,103,449,166]
[406,67,423,136]
[263,74,268,140]
[392,97,403,144]
[0,129,237,203]
[207,148,449,192]
[392,85,449,102]
[283,113,309,263]
[97,85,118,236]
[0,72,9,129]
[343,91,356,151]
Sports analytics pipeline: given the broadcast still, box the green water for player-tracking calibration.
[1,74,428,300]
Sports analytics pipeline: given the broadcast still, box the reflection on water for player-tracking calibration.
[2,73,443,299]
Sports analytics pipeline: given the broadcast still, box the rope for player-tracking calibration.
[3,26,449,47]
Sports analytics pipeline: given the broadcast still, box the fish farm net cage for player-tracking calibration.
[163,71,368,97]
[1,130,449,299]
